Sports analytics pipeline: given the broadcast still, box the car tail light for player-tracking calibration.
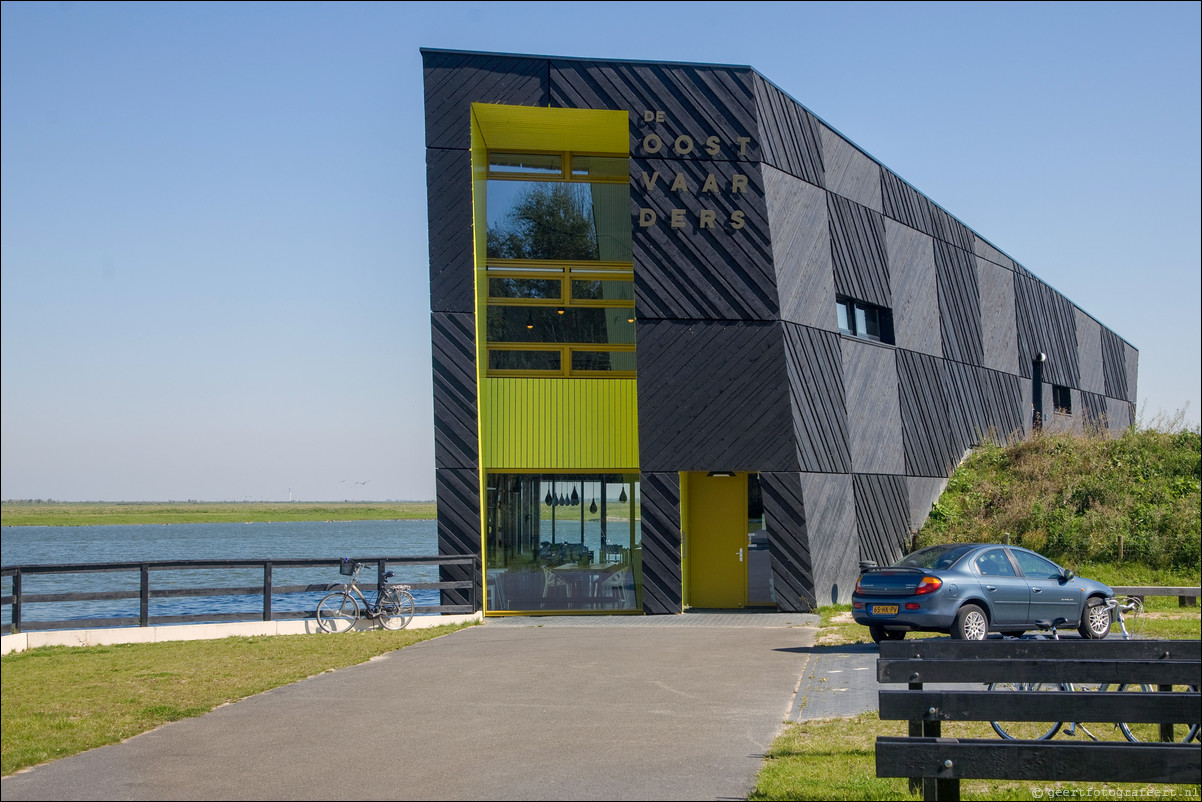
[905,602,920,610]
[852,601,863,610]
[914,575,943,595]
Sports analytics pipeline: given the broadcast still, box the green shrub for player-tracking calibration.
[915,418,1201,576]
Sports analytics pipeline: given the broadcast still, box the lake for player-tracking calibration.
[0,519,440,627]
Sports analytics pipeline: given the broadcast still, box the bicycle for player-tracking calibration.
[315,559,415,633]
[989,598,1199,742]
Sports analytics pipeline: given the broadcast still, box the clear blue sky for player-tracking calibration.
[2,1,1199,502]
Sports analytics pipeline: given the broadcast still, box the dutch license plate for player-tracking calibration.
[872,605,899,616]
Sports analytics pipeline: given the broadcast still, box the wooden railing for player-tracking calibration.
[0,555,480,634]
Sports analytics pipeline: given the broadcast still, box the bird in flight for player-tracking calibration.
[354,480,370,486]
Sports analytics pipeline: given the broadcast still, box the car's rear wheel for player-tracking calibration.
[869,625,906,644]
[1078,596,1111,639]
[951,604,988,640]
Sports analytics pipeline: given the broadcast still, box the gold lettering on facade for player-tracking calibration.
[632,116,755,233]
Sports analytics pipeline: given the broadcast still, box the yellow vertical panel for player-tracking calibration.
[472,104,628,154]
[481,378,639,469]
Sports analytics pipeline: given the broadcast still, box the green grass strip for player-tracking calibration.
[1,624,470,775]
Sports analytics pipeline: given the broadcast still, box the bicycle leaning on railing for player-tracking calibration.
[989,596,1200,743]
[315,559,415,633]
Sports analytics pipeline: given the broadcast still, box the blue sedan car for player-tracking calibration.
[852,543,1114,642]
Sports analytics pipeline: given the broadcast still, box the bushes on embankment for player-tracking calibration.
[917,417,1201,574]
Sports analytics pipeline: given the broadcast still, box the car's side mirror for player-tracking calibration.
[1061,569,1075,581]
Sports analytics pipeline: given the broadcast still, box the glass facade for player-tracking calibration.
[485,474,641,613]
[484,151,634,378]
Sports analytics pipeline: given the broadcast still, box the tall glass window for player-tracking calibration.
[485,473,641,613]
[485,152,634,377]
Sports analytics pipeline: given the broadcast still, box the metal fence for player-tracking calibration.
[0,555,480,634]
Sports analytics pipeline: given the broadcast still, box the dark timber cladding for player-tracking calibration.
[422,49,1139,612]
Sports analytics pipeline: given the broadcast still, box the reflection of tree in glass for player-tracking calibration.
[487,183,597,260]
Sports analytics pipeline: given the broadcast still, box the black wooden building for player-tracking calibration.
[422,49,1137,615]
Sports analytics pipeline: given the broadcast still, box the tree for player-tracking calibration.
[487,183,597,260]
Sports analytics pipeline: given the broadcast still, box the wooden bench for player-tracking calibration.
[1112,585,1200,607]
[874,639,1201,801]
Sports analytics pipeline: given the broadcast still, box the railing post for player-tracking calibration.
[11,570,21,634]
[908,679,923,795]
[139,564,150,627]
[1159,684,1175,742]
[263,561,273,622]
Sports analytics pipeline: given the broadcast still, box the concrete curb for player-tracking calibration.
[0,612,483,654]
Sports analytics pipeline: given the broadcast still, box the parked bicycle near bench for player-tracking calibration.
[316,559,415,633]
[989,597,1199,742]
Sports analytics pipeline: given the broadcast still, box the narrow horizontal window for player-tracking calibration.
[1052,385,1072,415]
[836,296,894,345]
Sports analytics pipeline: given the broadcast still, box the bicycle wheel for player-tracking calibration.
[316,591,359,633]
[1069,683,1127,741]
[988,682,1065,740]
[378,588,415,630]
[1117,684,1201,743]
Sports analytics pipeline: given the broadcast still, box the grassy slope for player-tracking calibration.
[1,501,436,527]
[917,425,1201,580]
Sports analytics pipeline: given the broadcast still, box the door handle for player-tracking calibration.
[986,585,998,592]
[737,548,743,563]
[1032,587,1043,593]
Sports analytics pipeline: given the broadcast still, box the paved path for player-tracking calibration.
[2,611,897,801]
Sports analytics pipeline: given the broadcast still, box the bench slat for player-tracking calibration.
[878,639,1198,661]
[876,737,1201,784]
[879,689,1200,723]
[878,657,1198,685]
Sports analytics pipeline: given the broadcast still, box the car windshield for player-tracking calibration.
[892,544,976,570]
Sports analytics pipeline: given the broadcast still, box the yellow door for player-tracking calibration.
[686,472,747,608]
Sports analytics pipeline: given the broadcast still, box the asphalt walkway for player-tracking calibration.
[1,611,892,801]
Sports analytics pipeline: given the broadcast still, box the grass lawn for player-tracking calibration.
[0,624,471,776]
[752,600,1201,800]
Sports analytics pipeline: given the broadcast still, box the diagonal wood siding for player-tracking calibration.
[436,467,482,607]
[782,324,852,473]
[640,471,682,614]
[761,472,817,611]
[636,320,796,472]
[897,349,956,477]
[829,193,891,308]
[632,157,777,320]
[935,240,984,367]
[751,74,824,186]
[550,60,758,163]
[431,312,478,471]
[1014,274,1081,389]
[423,50,548,149]
[855,474,911,567]
[427,148,474,314]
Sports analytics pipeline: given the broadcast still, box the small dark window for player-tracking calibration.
[836,296,894,344]
[1052,385,1072,415]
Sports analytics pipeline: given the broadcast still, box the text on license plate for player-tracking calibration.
[872,605,899,616]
